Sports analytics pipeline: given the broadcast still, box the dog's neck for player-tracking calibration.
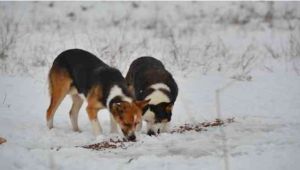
[106,85,132,108]
[145,83,171,105]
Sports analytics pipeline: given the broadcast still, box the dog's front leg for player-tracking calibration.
[160,122,170,133]
[110,114,118,133]
[146,122,156,136]
[86,107,102,136]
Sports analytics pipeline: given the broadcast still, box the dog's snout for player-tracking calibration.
[147,129,156,136]
[128,134,136,141]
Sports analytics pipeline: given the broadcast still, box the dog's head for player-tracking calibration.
[111,100,150,141]
[143,102,174,135]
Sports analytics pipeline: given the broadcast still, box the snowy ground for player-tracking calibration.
[1,1,300,170]
[1,71,300,170]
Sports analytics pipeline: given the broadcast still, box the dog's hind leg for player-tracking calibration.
[69,94,83,132]
[46,66,72,129]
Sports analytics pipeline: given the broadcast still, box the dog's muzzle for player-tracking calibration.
[122,130,136,142]
[127,134,136,141]
[147,120,169,136]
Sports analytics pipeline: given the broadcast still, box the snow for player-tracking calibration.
[1,71,300,170]
[1,1,300,170]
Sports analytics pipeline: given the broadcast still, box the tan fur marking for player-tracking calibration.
[165,104,173,113]
[87,85,104,110]
[68,86,79,95]
[86,107,100,120]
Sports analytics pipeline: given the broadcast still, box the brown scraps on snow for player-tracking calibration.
[170,118,235,134]
[80,118,235,151]
[0,137,6,144]
[81,138,126,151]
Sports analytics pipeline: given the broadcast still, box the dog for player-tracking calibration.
[46,49,149,141]
[125,56,178,136]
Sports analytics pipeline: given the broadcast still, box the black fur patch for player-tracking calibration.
[53,49,132,106]
[108,96,123,111]
[148,103,172,122]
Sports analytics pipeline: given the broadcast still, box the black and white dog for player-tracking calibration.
[125,56,178,135]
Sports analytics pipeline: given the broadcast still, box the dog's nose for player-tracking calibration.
[128,134,136,141]
[147,129,156,136]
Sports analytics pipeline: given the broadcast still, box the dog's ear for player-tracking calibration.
[134,99,151,109]
[165,103,173,113]
[111,102,124,114]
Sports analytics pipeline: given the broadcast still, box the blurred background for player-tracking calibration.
[1,2,300,169]
[0,1,299,79]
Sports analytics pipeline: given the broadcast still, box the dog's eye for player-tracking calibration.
[124,123,131,127]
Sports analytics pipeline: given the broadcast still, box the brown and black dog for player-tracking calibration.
[46,49,149,141]
[126,56,178,136]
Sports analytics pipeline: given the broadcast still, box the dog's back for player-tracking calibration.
[53,49,107,70]
[126,56,165,75]
[51,49,109,96]
[126,56,178,103]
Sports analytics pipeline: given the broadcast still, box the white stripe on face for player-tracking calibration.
[134,114,137,122]
[106,85,132,107]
